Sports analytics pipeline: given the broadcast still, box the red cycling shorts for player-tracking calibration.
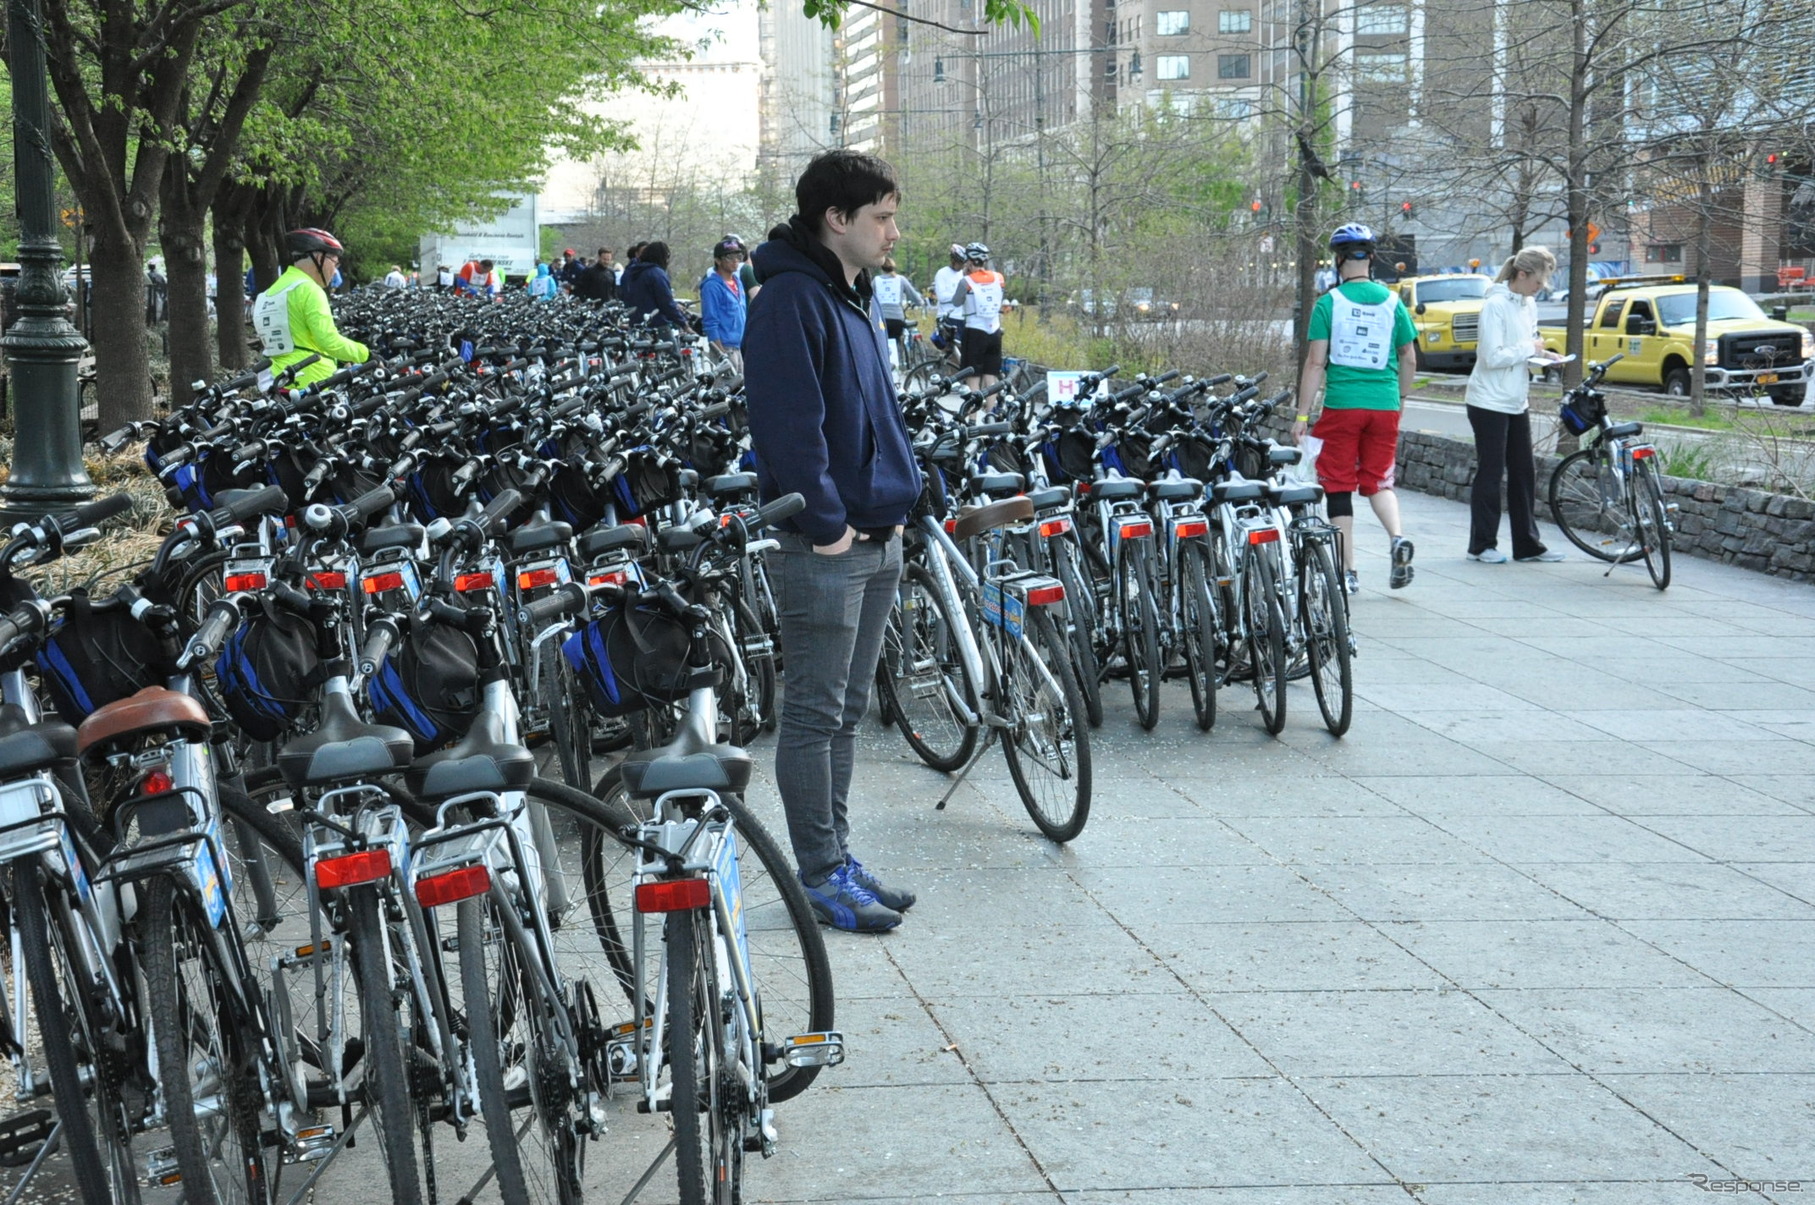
[1312,407,1400,496]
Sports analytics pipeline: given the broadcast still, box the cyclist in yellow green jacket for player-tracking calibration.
[251,228,369,387]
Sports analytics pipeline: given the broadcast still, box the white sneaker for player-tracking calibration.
[1469,548,1510,564]
[1516,549,1567,563]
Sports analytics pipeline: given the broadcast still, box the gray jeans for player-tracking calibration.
[770,532,903,882]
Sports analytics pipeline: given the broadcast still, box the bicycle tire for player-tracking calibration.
[1634,460,1672,590]
[1301,539,1353,737]
[12,860,143,1205]
[727,597,776,746]
[1051,535,1103,728]
[999,607,1093,843]
[347,885,427,1205]
[138,877,267,1205]
[542,647,594,791]
[1120,540,1162,730]
[1549,446,1642,562]
[876,563,980,773]
[665,909,737,1205]
[458,895,583,1205]
[589,772,833,1104]
[1177,542,1218,732]
[1246,549,1288,735]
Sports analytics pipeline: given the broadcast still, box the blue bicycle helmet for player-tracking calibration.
[1329,223,1377,259]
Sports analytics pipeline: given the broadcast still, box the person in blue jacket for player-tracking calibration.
[745,149,921,933]
[698,236,748,369]
[616,241,696,331]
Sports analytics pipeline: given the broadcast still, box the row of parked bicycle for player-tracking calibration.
[0,285,1360,1205]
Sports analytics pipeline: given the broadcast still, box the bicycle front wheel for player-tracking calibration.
[1000,607,1093,843]
[1177,542,1219,732]
[138,878,267,1205]
[1119,541,1162,731]
[876,564,980,773]
[1550,447,1642,562]
[1051,534,1104,728]
[1246,549,1288,735]
[1632,460,1673,590]
[1301,538,1354,737]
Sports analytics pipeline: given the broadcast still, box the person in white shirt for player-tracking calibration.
[871,257,923,368]
[948,242,1007,389]
[1464,245,1566,564]
[383,265,407,289]
[929,244,967,361]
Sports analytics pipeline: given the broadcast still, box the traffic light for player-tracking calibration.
[1349,180,1364,199]
[1400,200,1415,220]
[1763,151,1782,178]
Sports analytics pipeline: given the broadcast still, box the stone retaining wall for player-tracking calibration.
[1394,429,1815,581]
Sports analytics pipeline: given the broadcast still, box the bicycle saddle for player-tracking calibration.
[953,496,1035,541]
[618,713,753,802]
[1605,421,1642,439]
[404,709,535,801]
[578,524,648,560]
[1026,486,1070,511]
[970,471,1024,497]
[1211,480,1265,503]
[361,523,426,554]
[705,472,758,498]
[1271,483,1325,507]
[1089,479,1144,501]
[76,687,211,757]
[508,518,574,556]
[0,705,78,778]
[1150,479,1203,501]
[276,690,415,790]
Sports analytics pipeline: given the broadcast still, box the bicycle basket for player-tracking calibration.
[981,439,1029,480]
[561,598,727,718]
[686,425,739,477]
[214,603,321,742]
[610,449,683,519]
[1112,433,1154,481]
[405,456,468,524]
[1558,390,1606,437]
[367,621,481,752]
[37,594,176,725]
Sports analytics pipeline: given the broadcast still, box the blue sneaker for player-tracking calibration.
[801,863,902,932]
[846,856,916,912]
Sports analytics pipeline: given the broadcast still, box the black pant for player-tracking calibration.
[1466,406,1545,558]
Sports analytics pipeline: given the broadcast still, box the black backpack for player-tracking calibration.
[37,592,175,725]
[367,621,482,752]
[214,603,321,742]
[562,597,724,717]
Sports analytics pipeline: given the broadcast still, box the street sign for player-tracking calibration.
[59,208,83,229]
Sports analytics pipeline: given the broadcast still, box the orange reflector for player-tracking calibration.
[362,571,405,595]
[224,572,267,592]
[1025,584,1065,606]
[517,568,558,590]
[1038,517,1072,538]
[635,878,711,913]
[315,849,392,889]
[454,572,495,592]
[307,572,348,590]
[1247,528,1281,545]
[1119,520,1153,540]
[1631,446,1654,460]
[414,864,491,909]
[1175,520,1209,539]
[588,570,630,587]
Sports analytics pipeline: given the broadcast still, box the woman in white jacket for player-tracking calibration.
[1464,246,1566,563]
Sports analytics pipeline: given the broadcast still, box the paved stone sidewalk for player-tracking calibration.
[702,488,1815,1205]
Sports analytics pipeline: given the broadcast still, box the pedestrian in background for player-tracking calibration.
[618,241,696,331]
[872,256,923,369]
[572,248,618,303]
[1465,245,1567,564]
[383,264,407,289]
[527,261,560,301]
[699,236,747,370]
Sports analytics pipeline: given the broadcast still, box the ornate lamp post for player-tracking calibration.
[3,0,97,517]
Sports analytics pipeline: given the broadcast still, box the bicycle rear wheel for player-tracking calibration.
[1000,608,1092,843]
[664,910,738,1205]
[1549,447,1642,562]
[346,885,428,1205]
[876,564,979,773]
[1119,541,1162,730]
[1177,542,1218,732]
[1246,549,1288,735]
[1051,535,1103,728]
[138,878,267,1205]
[1301,539,1353,737]
[1633,460,1672,590]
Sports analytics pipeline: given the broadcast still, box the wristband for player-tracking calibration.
[1294,415,1310,423]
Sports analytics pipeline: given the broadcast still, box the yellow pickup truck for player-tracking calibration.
[1538,281,1813,405]
[1396,274,1493,370]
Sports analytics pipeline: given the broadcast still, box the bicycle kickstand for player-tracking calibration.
[933,731,996,812]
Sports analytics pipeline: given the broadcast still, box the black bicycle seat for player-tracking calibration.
[619,724,753,801]
[277,692,415,790]
[1090,479,1144,501]
[579,524,648,560]
[970,471,1024,497]
[1211,480,1265,503]
[361,523,426,554]
[0,715,77,779]
[1150,479,1203,501]
[507,519,574,556]
[1272,483,1324,507]
[405,710,535,801]
[1026,486,1070,511]
[1605,421,1642,439]
[705,473,758,498]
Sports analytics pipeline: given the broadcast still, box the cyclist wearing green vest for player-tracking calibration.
[252,228,369,387]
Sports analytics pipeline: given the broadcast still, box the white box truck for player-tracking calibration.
[419,194,541,283]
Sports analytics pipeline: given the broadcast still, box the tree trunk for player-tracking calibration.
[245,195,282,296]
[86,230,154,430]
[212,197,248,370]
[160,170,213,393]
[1690,172,1713,418]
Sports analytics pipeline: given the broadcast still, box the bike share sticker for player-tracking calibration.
[713,827,751,971]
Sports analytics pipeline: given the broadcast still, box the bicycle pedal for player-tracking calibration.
[287,1124,337,1163]
[146,1146,183,1186]
[0,1108,53,1167]
[777,1031,845,1069]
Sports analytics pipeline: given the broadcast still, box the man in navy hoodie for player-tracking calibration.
[745,150,922,932]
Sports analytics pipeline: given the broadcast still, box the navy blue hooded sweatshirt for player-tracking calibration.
[744,218,921,546]
[618,259,694,330]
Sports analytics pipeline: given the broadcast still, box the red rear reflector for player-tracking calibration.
[454,572,495,592]
[307,572,347,590]
[517,568,558,590]
[414,864,491,909]
[141,769,174,796]
[1118,520,1153,539]
[635,878,711,913]
[1247,528,1281,545]
[1025,584,1065,606]
[944,519,958,534]
[224,572,267,592]
[315,849,392,890]
[1631,446,1654,460]
[588,570,630,587]
[1038,517,1072,538]
[1175,520,1209,539]
[362,571,405,595]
